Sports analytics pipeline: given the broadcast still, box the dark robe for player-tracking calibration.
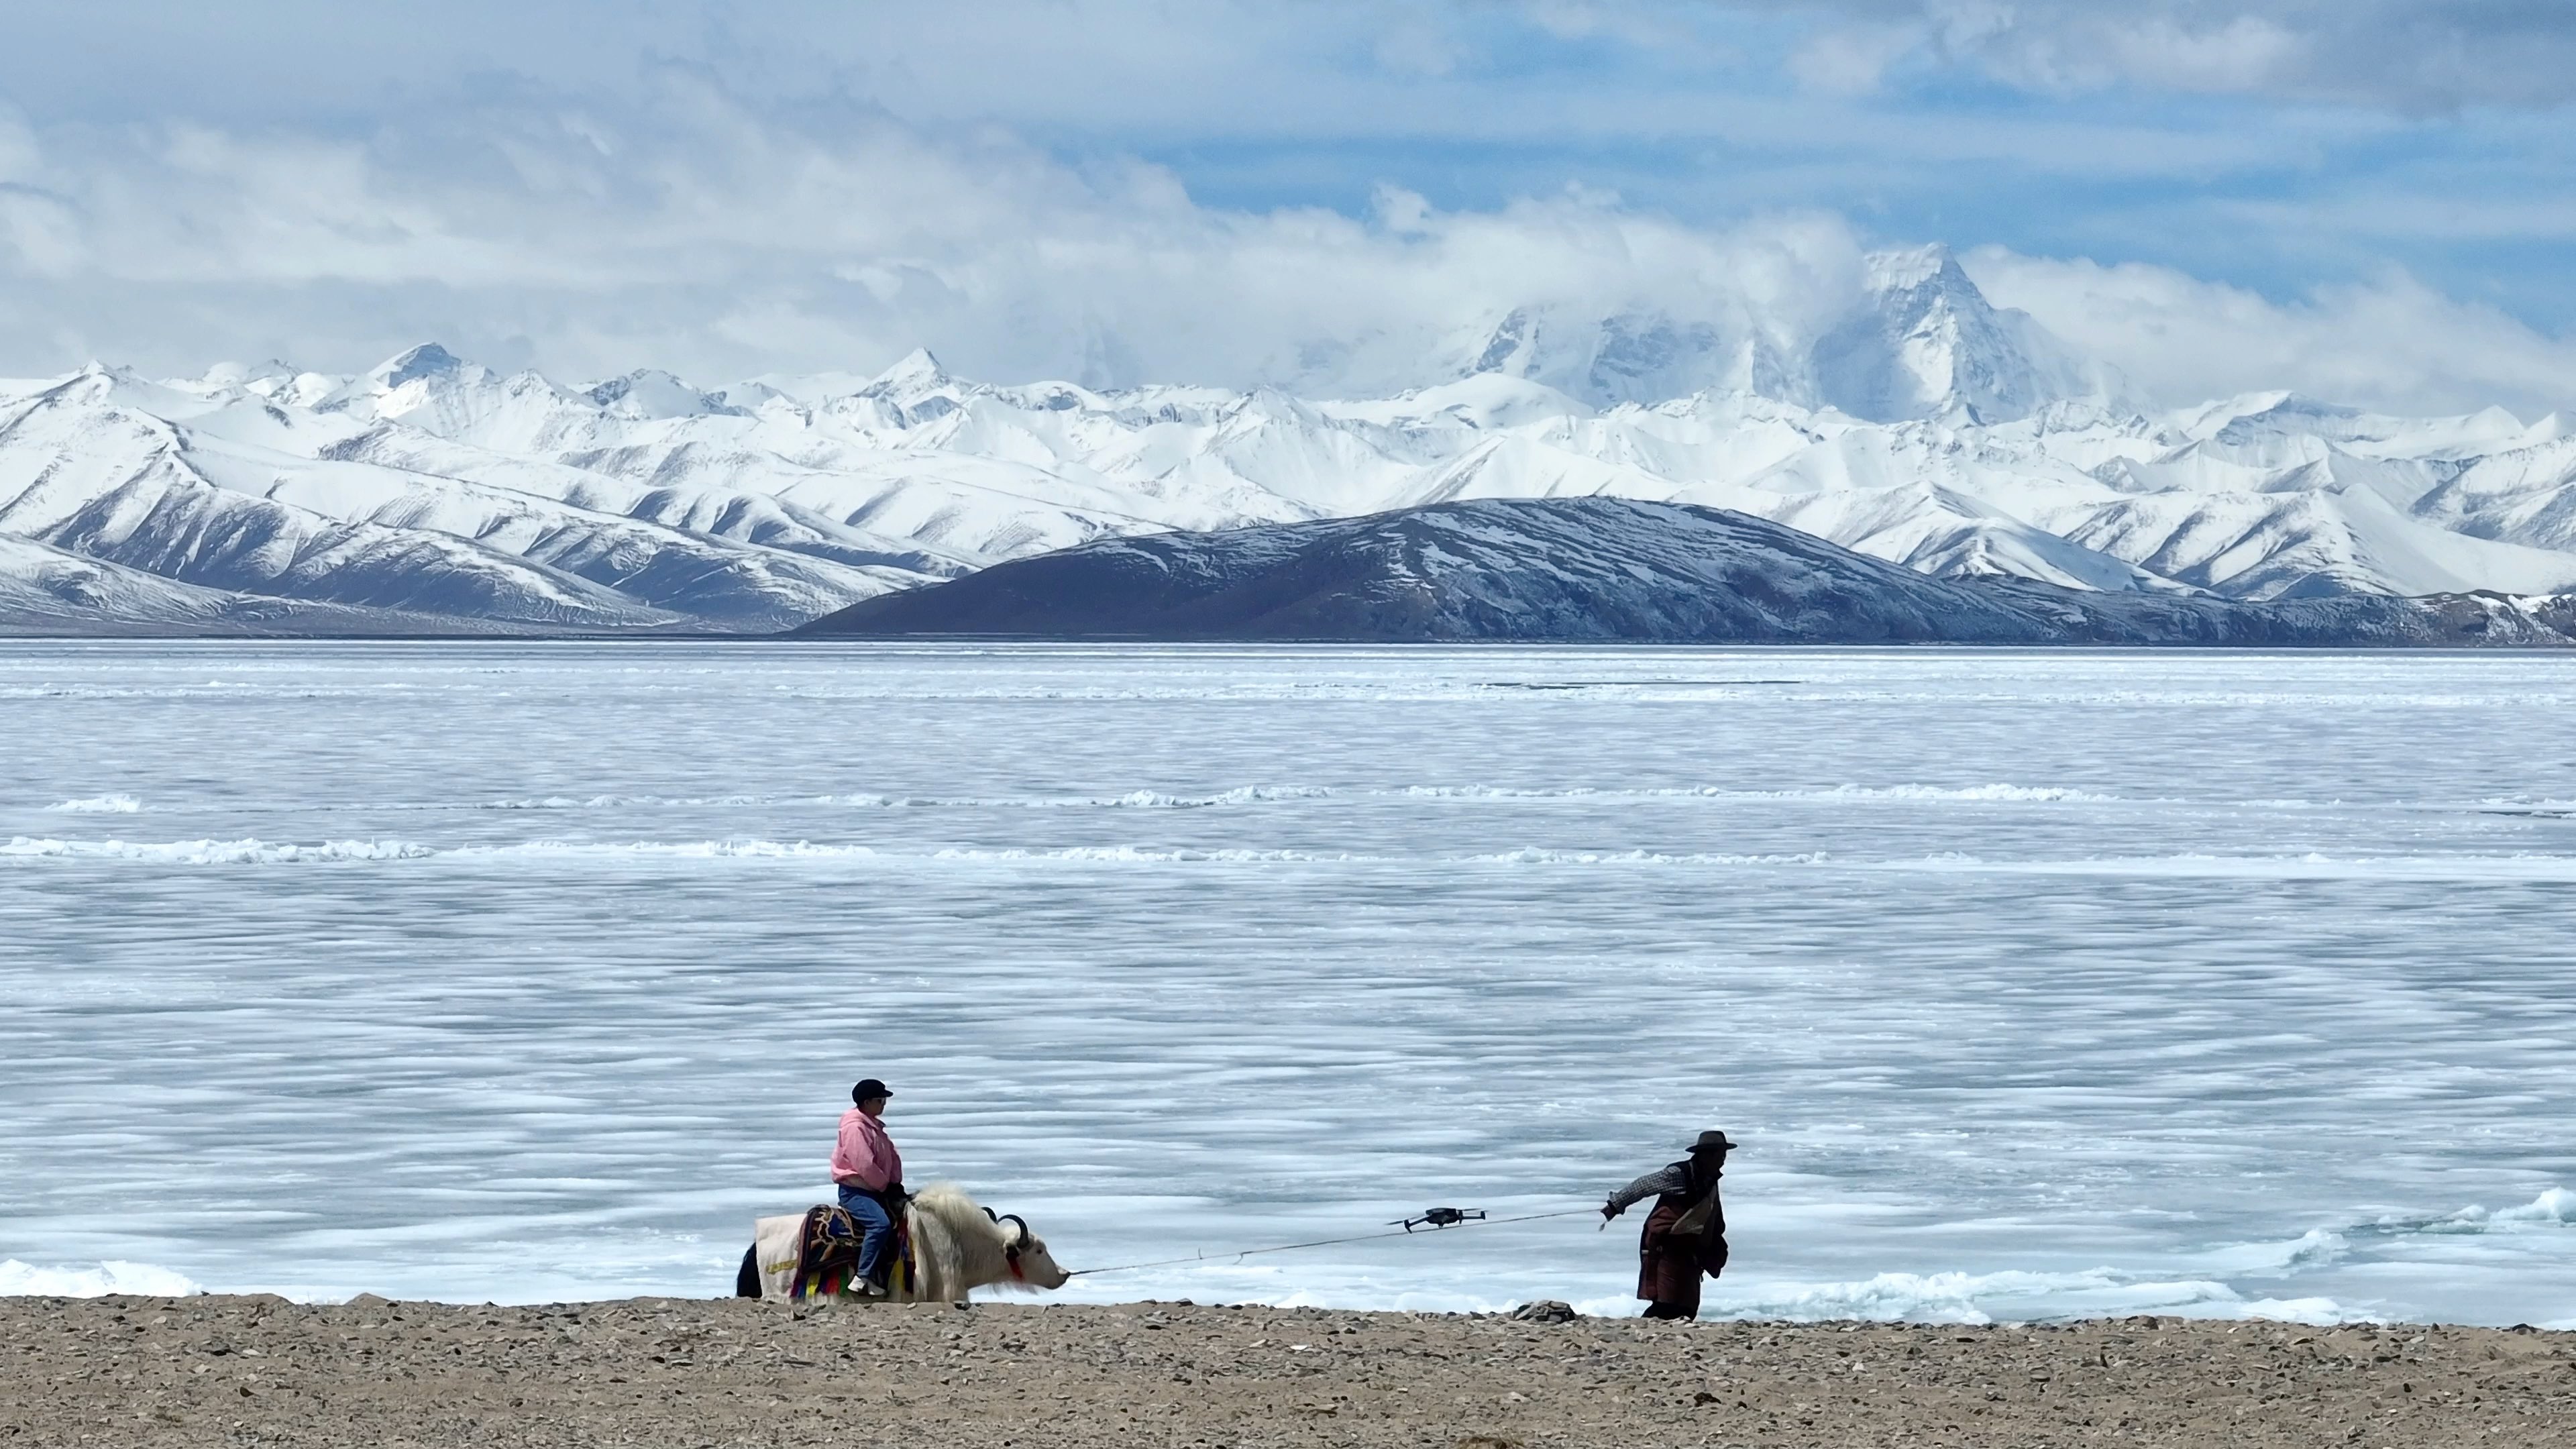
[1635,1157,1727,1316]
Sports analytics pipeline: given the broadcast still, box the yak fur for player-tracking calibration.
[740,1183,1069,1303]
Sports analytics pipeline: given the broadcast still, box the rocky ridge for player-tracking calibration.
[799,498,2576,647]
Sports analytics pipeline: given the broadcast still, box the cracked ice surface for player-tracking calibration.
[2,641,2573,1327]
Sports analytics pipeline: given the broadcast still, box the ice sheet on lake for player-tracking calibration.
[3,641,2574,1327]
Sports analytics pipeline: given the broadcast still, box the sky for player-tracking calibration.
[1,1,2572,413]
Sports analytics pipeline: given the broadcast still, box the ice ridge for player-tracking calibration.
[44,794,142,813]
[0,1260,206,1298]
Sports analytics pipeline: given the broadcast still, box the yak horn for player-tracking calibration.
[1000,1213,1030,1246]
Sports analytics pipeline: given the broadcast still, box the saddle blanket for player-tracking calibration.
[753,1204,913,1301]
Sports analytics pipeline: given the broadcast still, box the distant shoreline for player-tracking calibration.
[8,630,2576,652]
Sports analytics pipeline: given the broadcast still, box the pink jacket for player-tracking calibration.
[831,1108,902,1191]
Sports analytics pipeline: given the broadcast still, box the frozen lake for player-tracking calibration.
[3,640,2573,1326]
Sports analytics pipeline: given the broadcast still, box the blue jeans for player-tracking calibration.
[836,1185,895,1285]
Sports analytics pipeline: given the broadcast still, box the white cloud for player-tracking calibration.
[2104,15,2306,95]
[1521,1,1735,57]
[1964,247,2576,418]
[1790,23,1926,96]
[1771,1,2576,109]
[0,78,2569,419]
[1372,19,1470,78]
[0,80,1868,390]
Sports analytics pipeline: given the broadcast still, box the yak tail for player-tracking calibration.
[735,1244,761,1299]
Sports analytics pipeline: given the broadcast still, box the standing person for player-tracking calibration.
[830,1078,906,1297]
[1601,1130,1734,1320]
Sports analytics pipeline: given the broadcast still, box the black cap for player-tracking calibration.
[1690,1130,1737,1152]
[853,1079,893,1104]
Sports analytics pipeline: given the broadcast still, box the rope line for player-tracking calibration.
[1065,1206,1600,1277]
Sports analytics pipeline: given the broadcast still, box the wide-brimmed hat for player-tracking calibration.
[1689,1130,1737,1152]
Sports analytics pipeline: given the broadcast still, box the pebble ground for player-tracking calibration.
[4,1295,2571,1447]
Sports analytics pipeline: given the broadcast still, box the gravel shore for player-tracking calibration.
[4,1295,2569,1447]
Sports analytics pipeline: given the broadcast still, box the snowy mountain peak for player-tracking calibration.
[1862,243,1964,294]
[1454,306,1736,411]
[1585,313,1729,407]
[372,343,469,391]
[1443,245,2112,423]
[865,347,951,396]
[1815,246,2113,425]
[582,369,743,421]
[1467,309,1540,376]
[196,360,303,390]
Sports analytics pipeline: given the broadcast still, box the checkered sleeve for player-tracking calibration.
[1605,1164,1685,1214]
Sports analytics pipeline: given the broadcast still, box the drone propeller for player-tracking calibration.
[1389,1206,1488,1232]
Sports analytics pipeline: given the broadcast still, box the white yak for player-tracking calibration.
[737,1183,1071,1303]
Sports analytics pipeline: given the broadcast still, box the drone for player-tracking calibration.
[1391,1206,1487,1232]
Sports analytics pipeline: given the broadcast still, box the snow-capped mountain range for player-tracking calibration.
[5,245,2574,633]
